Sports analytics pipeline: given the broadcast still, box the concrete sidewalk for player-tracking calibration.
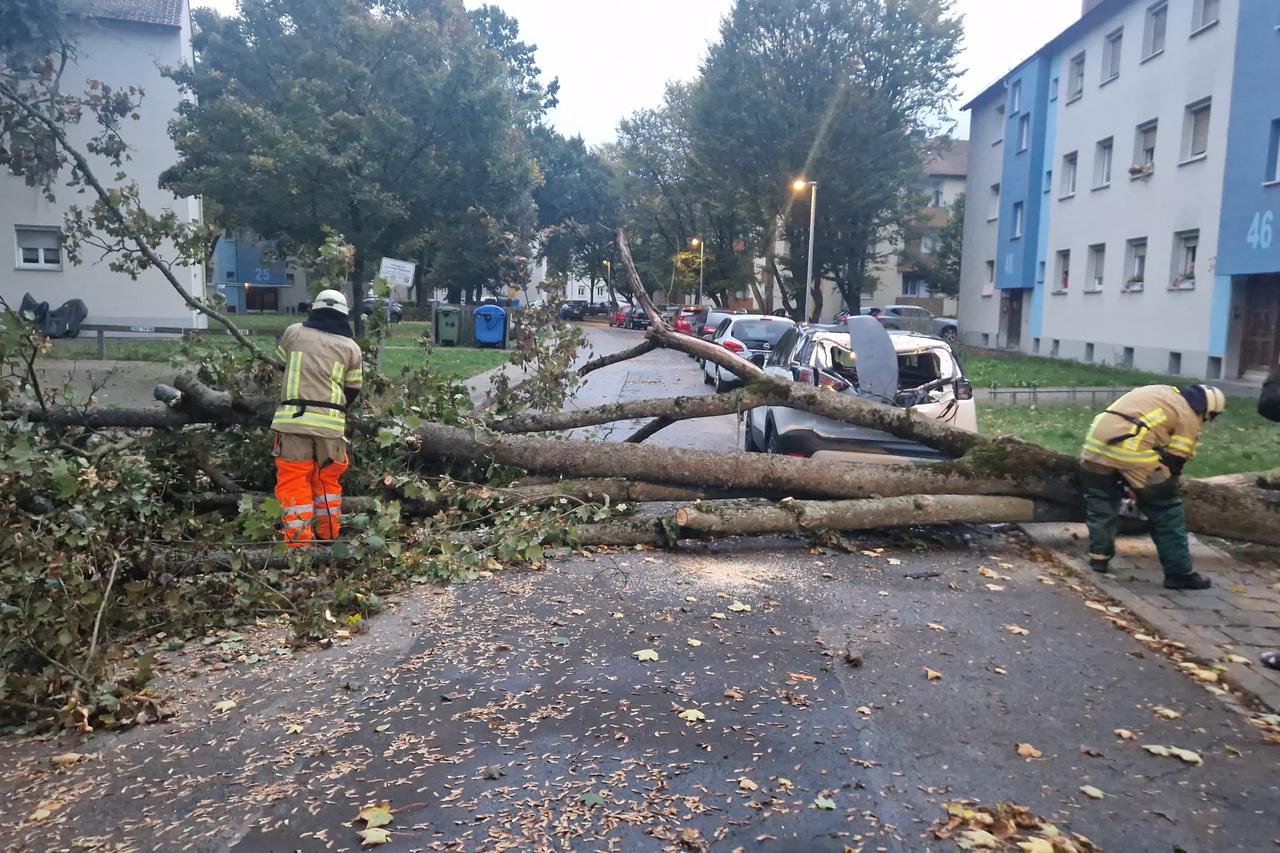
[1024,522,1280,712]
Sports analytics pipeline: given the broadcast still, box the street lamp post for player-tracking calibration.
[792,179,818,323]
[690,238,705,306]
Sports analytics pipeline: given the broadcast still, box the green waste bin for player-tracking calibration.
[434,306,461,346]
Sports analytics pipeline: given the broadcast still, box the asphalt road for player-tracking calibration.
[569,322,743,451]
[4,322,1279,852]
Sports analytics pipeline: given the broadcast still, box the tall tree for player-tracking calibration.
[920,192,964,297]
[689,0,962,319]
[160,0,539,319]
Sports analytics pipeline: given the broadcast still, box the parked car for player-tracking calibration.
[701,314,796,391]
[609,305,631,327]
[744,316,977,463]
[359,296,404,323]
[559,300,589,321]
[864,305,958,343]
[623,307,652,330]
[587,303,610,316]
[691,309,748,364]
[673,307,700,335]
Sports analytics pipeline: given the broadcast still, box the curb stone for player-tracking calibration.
[1021,522,1280,715]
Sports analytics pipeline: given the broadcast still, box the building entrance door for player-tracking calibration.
[1240,276,1280,376]
[1002,290,1023,349]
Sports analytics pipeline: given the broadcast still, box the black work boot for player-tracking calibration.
[1089,559,1111,574]
[1164,572,1212,591]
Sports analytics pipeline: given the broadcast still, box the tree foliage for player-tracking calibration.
[160,0,541,311]
[617,0,963,317]
[922,192,964,297]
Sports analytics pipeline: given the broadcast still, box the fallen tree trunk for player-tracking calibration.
[491,389,765,434]
[674,495,1075,536]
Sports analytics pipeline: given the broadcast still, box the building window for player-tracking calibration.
[1124,238,1148,291]
[1102,28,1123,82]
[1038,260,1046,282]
[920,234,938,255]
[983,260,996,296]
[1133,120,1158,176]
[1017,114,1030,151]
[902,275,930,297]
[1044,169,1053,193]
[1268,119,1280,183]
[1051,339,1061,357]
[1123,347,1135,367]
[1182,99,1211,161]
[1054,249,1071,293]
[931,180,944,207]
[1168,352,1183,374]
[1144,1,1168,58]
[1094,138,1114,188]
[1085,343,1095,362]
[1192,0,1220,31]
[1086,244,1106,293]
[1010,80,1022,113]
[14,226,62,270]
[1172,229,1198,289]
[1061,152,1079,197]
[988,184,1000,220]
[1012,202,1025,239]
[1068,52,1086,101]
[1050,76,1059,101]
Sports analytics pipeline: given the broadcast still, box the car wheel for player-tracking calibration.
[714,368,733,393]
[763,420,778,455]
[703,366,714,386]
[941,327,958,343]
[743,417,760,452]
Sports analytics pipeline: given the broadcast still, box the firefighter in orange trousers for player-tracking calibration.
[271,289,363,548]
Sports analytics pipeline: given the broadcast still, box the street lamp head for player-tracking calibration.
[689,238,700,247]
[792,179,809,192]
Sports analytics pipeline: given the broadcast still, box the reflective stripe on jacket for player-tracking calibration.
[271,324,363,437]
[1080,385,1202,472]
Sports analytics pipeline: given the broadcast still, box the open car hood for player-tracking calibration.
[846,315,899,404]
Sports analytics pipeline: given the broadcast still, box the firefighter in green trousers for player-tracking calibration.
[1079,384,1226,590]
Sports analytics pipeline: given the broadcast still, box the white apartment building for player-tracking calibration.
[1,0,206,329]
[959,0,1280,381]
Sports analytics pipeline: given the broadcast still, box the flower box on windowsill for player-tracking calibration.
[1123,278,1145,293]
[1169,276,1196,291]
[1129,164,1154,179]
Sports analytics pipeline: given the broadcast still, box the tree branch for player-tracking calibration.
[577,338,658,378]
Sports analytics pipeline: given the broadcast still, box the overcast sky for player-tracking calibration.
[193,0,1082,145]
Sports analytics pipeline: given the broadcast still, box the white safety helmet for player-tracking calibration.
[1202,385,1227,419]
[312,288,350,316]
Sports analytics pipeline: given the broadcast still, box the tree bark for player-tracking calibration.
[674,494,1073,535]
[492,389,765,434]
[576,339,658,378]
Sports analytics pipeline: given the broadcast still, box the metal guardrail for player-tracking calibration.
[984,383,1128,406]
[78,323,256,359]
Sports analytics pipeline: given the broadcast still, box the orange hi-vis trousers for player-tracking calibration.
[272,433,349,548]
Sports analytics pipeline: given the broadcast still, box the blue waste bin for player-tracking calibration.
[473,305,508,349]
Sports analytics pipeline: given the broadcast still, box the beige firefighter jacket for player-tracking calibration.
[271,324,363,437]
[1080,385,1202,476]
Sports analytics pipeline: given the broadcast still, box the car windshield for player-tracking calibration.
[733,319,792,344]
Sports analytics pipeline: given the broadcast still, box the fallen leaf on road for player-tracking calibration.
[1224,654,1252,665]
[50,752,84,768]
[284,723,304,735]
[1085,601,1109,613]
[27,802,60,823]
[723,688,745,700]
[1143,744,1171,757]
[887,558,903,566]
[1018,839,1056,853]
[984,584,1006,592]
[1153,706,1181,719]
[633,649,659,662]
[1115,728,1134,740]
[212,699,237,713]
[1004,625,1030,636]
[686,638,702,647]
[581,792,605,808]
[728,601,752,612]
[928,623,946,631]
[1144,745,1202,766]
[374,724,390,733]
[777,777,793,791]
[1016,743,1042,758]
[355,801,393,828]
[738,778,759,791]
[358,827,391,847]
[924,667,943,681]
[960,828,1001,849]
[857,705,873,716]
[813,795,837,810]
[1079,785,1105,800]
[710,612,727,620]
[1081,746,1103,757]
[678,708,706,723]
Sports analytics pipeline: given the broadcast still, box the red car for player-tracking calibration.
[673,307,699,334]
[609,305,630,327]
